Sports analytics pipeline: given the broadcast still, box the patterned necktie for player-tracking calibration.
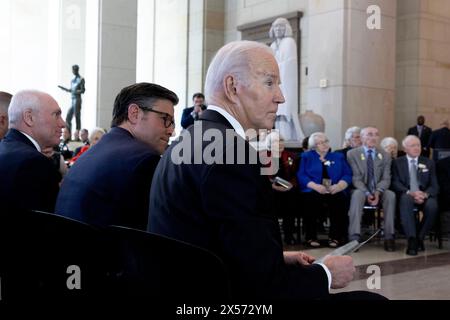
[409,159,419,192]
[367,149,375,194]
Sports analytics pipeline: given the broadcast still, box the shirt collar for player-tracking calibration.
[19,131,41,152]
[363,146,376,155]
[207,105,246,140]
[406,155,418,163]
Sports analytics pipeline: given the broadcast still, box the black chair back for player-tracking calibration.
[0,209,107,302]
[103,225,231,302]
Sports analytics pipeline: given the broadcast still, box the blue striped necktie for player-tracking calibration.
[367,149,375,194]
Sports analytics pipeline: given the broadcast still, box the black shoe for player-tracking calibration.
[384,239,396,252]
[418,239,425,252]
[406,237,418,256]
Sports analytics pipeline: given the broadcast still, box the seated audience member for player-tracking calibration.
[59,126,73,160]
[407,115,432,157]
[269,136,301,245]
[381,136,405,159]
[297,132,352,248]
[336,126,361,159]
[180,92,207,129]
[56,83,178,230]
[69,127,105,165]
[148,41,385,300]
[72,128,90,156]
[347,127,396,251]
[437,156,450,211]
[391,135,439,255]
[0,90,65,212]
[0,91,12,140]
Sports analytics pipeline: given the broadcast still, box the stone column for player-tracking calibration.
[396,0,450,139]
[97,0,137,130]
[307,0,396,148]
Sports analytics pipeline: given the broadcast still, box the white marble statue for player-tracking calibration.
[269,17,303,142]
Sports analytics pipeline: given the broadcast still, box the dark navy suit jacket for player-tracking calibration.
[0,129,60,213]
[148,110,329,300]
[297,150,352,193]
[55,127,160,230]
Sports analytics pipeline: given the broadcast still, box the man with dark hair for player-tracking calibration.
[407,115,432,157]
[56,82,178,230]
[0,91,12,140]
[180,92,207,129]
[0,90,65,213]
[58,64,85,140]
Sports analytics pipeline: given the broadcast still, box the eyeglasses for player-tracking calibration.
[316,139,329,146]
[138,106,175,128]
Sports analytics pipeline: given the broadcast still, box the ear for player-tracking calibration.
[223,75,238,103]
[127,103,140,125]
[22,109,34,127]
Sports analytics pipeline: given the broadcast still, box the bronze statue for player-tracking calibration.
[58,65,85,140]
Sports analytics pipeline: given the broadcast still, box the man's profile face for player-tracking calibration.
[234,49,285,131]
[134,98,175,154]
[361,127,379,148]
[404,137,421,158]
[32,95,66,149]
[72,66,79,76]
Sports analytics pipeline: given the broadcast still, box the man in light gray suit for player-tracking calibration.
[391,135,439,256]
[347,127,396,251]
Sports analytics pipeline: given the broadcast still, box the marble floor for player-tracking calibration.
[284,237,450,300]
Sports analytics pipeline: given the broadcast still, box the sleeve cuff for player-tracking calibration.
[316,262,332,291]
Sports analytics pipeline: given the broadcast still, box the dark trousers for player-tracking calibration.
[273,189,300,241]
[66,97,82,132]
[302,191,349,242]
[399,193,438,239]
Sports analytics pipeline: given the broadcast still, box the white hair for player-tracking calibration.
[269,17,294,38]
[381,137,398,150]
[308,132,327,150]
[401,135,419,148]
[8,90,44,127]
[204,40,274,103]
[89,127,106,141]
[342,126,361,147]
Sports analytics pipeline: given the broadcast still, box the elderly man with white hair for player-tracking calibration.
[347,126,396,251]
[391,135,439,255]
[337,126,361,159]
[148,40,386,300]
[0,90,66,212]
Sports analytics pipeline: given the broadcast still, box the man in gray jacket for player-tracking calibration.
[347,126,396,252]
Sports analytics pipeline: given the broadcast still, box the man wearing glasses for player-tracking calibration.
[55,83,178,230]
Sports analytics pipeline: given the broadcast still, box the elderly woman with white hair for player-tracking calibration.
[297,132,352,248]
[380,136,405,159]
[336,126,361,159]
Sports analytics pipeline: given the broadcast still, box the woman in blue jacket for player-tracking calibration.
[297,132,352,248]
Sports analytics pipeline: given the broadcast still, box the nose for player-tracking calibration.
[275,86,285,104]
[167,124,175,137]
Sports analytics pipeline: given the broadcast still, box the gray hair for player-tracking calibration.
[343,126,361,147]
[381,137,398,150]
[401,135,420,148]
[308,132,327,150]
[204,40,274,103]
[8,90,44,127]
[269,18,294,38]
